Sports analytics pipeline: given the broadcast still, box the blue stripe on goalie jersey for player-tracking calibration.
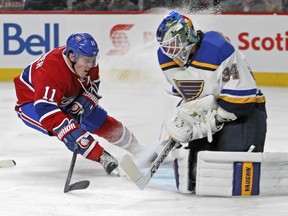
[189,31,235,71]
[174,80,204,101]
[221,88,257,98]
[21,65,34,91]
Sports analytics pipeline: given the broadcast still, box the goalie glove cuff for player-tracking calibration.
[216,106,237,123]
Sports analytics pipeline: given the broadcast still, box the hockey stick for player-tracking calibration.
[120,138,177,190]
[64,113,90,193]
[0,160,16,168]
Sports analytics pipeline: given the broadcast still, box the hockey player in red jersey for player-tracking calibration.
[14,33,144,174]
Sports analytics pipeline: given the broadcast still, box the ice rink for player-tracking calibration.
[1,72,288,216]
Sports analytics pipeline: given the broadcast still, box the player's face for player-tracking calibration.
[74,55,97,79]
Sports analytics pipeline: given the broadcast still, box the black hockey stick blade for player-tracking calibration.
[64,180,90,193]
[63,113,91,193]
[64,151,90,193]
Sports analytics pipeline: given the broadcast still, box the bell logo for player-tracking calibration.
[107,24,133,56]
[3,23,59,55]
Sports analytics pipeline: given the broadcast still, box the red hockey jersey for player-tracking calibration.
[14,46,100,134]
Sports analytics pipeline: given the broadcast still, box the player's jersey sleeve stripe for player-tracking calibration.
[218,88,258,117]
[34,99,58,107]
[19,66,34,92]
[39,109,62,123]
[190,60,219,71]
[17,107,49,134]
[221,88,257,97]
[219,95,256,104]
[157,48,180,71]
[34,100,61,122]
[219,89,257,104]
[160,61,179,70]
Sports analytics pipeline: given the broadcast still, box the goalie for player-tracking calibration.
[156,11,267,193]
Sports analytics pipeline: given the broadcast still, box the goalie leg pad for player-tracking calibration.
[172,147,194,194]
[196,151,288,196]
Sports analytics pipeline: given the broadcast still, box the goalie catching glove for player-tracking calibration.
[164,95,224,143]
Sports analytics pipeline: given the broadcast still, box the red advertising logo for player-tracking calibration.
[107,24,133,56]
[238,32,288,51]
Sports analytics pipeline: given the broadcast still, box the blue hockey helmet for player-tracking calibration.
[65,33,99,62]
[156,11,199,66]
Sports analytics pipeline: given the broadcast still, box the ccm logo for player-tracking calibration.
[238,32,288,51]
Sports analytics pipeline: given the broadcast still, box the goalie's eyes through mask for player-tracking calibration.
[159,34,185,59]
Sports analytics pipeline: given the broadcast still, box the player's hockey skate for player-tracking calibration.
[100,150,119,174]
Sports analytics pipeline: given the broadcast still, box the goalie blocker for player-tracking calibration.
[195,151,288,196]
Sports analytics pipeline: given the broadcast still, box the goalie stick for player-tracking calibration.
[120,138,177,190]
[64,113,90,193]
[0,160,16,168]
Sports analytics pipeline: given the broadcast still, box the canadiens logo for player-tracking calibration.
[70,102,82,114]
[79,138,89,149]
[75,35,82,41]
[59,95,77,107]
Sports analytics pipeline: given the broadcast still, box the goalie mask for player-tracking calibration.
[156,11,199,67]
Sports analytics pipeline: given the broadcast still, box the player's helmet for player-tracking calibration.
[65,33,99,62]
[156,11,199,66]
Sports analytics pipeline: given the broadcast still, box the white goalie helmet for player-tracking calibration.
[156,11,199,67]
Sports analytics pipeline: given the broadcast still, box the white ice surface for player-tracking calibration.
[1,79,288,216]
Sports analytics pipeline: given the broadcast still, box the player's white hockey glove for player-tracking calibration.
[53,118,97,157]
[164,95,224,143]
[69,91,99,118]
